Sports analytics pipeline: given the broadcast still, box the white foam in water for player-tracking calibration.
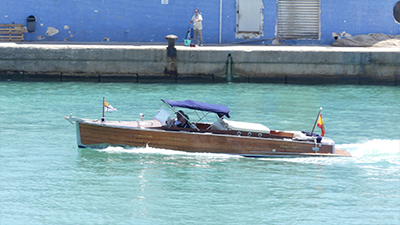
[338,139,400,158]
[94,140,400,165]
[256,139,400,165]
[336,139,400,166]
[96,145,242,159]
[97,145,180,155]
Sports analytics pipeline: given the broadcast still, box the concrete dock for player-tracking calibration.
[0,42,399,85]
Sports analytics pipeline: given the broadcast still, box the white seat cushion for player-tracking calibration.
[222,119,270,134]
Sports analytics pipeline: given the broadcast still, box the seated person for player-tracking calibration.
[167,110,191,128]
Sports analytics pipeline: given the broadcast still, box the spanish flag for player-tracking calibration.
[104,100,118,112]
[317,114,325,137]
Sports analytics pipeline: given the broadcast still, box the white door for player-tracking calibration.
[236,0,263,33]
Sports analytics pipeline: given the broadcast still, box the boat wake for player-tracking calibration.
[337,139,400,158]
[96,145,242,159]
[92,139,399,165]
[97,145,182,155]
[259,139,400,165]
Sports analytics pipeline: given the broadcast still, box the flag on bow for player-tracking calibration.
[317,114,325,137]
[104,100,118,112]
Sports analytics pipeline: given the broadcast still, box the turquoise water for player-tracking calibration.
[1,82,399,224]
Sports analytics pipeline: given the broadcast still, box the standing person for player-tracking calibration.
[190,8,203,46]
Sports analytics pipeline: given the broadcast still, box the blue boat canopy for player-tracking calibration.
[162,99,230,118]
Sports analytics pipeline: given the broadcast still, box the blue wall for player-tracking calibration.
[1,0,399,45]
[321,0,400,44]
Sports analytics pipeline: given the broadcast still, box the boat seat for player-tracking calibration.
[209,121,228,130]
[222,119,270,134]
[290,131,313,141]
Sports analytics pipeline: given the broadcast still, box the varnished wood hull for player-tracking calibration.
[76,122,351,157]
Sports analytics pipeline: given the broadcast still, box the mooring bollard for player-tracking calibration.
[164,35,178,77]
[165,34,178,58]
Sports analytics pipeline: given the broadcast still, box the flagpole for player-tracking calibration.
[102,97,105,118]
[311,107,322,135]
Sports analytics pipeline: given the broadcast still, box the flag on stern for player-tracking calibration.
[317,114,325,137]
[104,100,118,112]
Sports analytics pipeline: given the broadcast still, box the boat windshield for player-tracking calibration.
[153,108,172,124]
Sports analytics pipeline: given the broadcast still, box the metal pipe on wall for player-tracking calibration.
[219,0,223,44]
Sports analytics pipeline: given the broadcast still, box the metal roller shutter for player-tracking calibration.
[277,0,320,39]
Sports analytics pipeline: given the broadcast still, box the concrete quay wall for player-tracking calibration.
[0,43,399,85]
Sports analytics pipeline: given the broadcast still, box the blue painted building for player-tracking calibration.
[1,0,399,45]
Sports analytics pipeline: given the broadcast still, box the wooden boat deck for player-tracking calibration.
[334,148,352,157]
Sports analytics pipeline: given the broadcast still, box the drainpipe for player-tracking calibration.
[226,53,233,82]
[219,0,222,44]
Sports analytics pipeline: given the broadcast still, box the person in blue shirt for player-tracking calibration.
[167,110,191,128]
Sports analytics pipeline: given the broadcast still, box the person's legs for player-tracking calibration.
[193,29,198,44]
[198,29,203,45]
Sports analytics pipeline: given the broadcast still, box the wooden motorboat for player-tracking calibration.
[65,99,351,157]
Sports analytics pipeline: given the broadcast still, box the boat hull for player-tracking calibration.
[76,122,351,157]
